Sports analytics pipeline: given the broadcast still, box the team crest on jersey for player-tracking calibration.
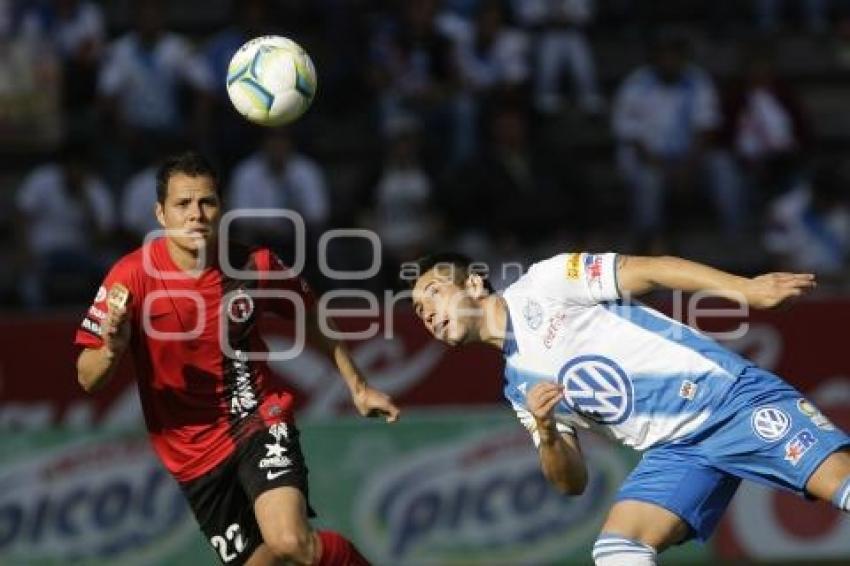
[522,299,543,330]
[679,380,697,401]
[796,398,835,431]
[227,289,255,323]
[558,355,633,425]
[751,406,791,442]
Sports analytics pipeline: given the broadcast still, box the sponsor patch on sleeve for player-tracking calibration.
[584,254,603,282]
[566,253,581,280]
[584,254,607,297]
[784,429,817,466]
[679,380,697,401]
[88,306,107,320]
[81,317,102,336]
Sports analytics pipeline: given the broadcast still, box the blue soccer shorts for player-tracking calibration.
[615,367,850,542]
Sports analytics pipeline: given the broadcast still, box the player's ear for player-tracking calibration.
[465,273,487,300]
[155,201,166,228]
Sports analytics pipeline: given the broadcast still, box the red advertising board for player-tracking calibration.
[2,300,850,561]
[1,300,848,427]
[0,309,503,428]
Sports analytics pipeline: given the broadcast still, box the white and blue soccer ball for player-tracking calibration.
[226,35,317,127]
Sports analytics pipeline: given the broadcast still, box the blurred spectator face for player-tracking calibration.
[135,0,164,41]
[63,161,87,193]
[155,173,222,254]
[263,132,293,170]
[745,52,776,86]
[405,0,438,36]
[389,131,420,164]
[237,0,268,35]
[812,161,850,211]
[60,147,90,193]
[477,2,504,42]
[384,115,422,163]
[652,41,687,83]
[56,0,80,19]
[492,109,527,150]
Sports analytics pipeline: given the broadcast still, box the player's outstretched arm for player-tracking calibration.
[77,285,131,393]
[305,312,400,423]
[527,382,587,495]
[615,255,816,309]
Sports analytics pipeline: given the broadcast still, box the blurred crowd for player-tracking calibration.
[2,0,850,309]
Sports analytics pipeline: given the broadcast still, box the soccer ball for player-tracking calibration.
[226,35,317,127]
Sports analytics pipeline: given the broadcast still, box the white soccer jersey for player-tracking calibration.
[502,253,752,450]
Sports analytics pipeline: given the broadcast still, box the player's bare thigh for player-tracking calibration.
[807,448,850,501]
[246,486,315,566]
[600,500,691,552]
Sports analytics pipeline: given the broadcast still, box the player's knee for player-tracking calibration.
[592,534,657,566]
[264,529,316,563]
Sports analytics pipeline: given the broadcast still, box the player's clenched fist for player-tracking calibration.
[102,284,131,357]
[527,382,564,426]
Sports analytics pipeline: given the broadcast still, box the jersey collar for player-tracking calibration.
[152,237,221,287]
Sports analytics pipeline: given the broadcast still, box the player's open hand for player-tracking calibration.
[352,385,400,423]
[102,284,131,356]
[745,272,816,309]
[527,382,563,426]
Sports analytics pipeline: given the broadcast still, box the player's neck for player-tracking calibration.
[476,294,507,350]
[165,238,214,275]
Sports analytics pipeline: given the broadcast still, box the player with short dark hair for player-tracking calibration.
[155,151,222,203]
[408,251,850,565]
[76,151,396,566]
[409,252,494,294]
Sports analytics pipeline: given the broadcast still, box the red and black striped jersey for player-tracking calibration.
[74,237,315,482]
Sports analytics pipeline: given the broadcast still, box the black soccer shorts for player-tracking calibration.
[180,422,313,565]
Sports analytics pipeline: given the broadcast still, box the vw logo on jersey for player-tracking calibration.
[522,299,544,330]
[751,406,791,442]
[558,355,633,425]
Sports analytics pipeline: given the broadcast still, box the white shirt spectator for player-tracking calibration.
[20,1,105,58]
[121,166,160,241]
[0,0,12,38]
[454,28,530,89]
[228,153,329,228]
[57,2,105,58]
[735,89,797,159]
[436,10,471,44]
[16,164,115,256]
[512,0,594,27]
[765,186,850,274]
[511,0,603,114]
[98,32,213,131]
[374,167,433,253]
[612,65,721,158]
